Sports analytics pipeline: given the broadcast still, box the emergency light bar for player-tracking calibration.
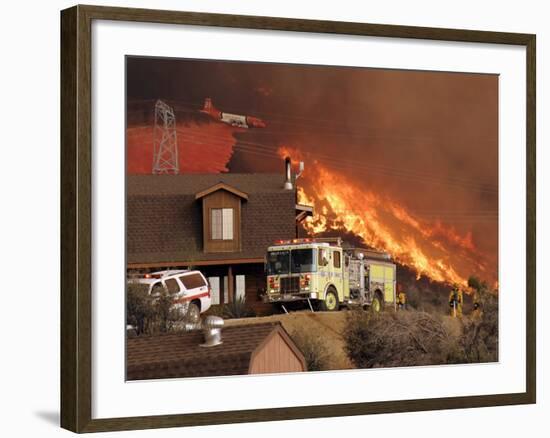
[273,238,315,245]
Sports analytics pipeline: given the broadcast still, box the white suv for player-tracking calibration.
[131,269,212,322]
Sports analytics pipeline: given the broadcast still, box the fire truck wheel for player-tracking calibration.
[186,302,201,323]
[321,288,339,312]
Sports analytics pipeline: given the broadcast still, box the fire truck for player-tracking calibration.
[263,238,396,312]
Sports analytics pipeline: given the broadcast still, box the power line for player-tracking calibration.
[166,134,499,195]
[129,101,499,194]
[231,144,499,194]
[171,128,498,192]
[129,98,497,145]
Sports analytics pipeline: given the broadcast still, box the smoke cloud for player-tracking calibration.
[126,57,498,284]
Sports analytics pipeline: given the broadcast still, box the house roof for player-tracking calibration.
[194,182,249,200]
[126,322,305,380]
[127,174,289,196]
[127,174,297,266]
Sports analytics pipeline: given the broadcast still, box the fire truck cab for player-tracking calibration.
[263,238,397,312]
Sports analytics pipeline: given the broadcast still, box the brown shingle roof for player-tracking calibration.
[126,323,301,380]
[127,174,289,196]
[127,174,296,265]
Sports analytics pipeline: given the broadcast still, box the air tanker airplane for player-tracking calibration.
[200,98,267,129]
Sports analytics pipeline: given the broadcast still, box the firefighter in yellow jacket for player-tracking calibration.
[448,284,463,317]
[472,290,483,319]
[397,285,407,311]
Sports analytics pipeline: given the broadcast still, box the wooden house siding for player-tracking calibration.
[249,331,306,374]
[202,190,242,253]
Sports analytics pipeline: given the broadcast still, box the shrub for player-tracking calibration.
[459,287,499,363]
[204,304,225,317]
[126,282,190,335]
[222,296,256,319]
[344,309,456,368]
[126,282,155,335]
[467,275,488,292]
[290,330,331,371]
[430,292,443,308]
[152,288,186,334]
[404,285,420,309]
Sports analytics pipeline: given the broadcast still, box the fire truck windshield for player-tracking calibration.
[267,249,316,275]
[290,249,316,273]
[267,250,290,275]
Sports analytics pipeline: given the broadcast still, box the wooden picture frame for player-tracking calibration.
[61,4,536,433]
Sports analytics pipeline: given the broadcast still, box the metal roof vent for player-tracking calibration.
[283,156,304,190]
[185,315,224,347]
[284,156,293,190]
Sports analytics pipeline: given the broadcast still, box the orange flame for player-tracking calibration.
[282,145,491,286]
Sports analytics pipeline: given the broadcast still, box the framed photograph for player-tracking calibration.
[60,5,536,433]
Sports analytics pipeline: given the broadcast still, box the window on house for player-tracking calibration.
[211,208,234,240]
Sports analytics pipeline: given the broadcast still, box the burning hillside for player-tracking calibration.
[281,146,493,286]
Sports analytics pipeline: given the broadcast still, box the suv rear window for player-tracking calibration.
[179,273,206,290]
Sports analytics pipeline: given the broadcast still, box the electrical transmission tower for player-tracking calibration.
[152,100,179,175]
